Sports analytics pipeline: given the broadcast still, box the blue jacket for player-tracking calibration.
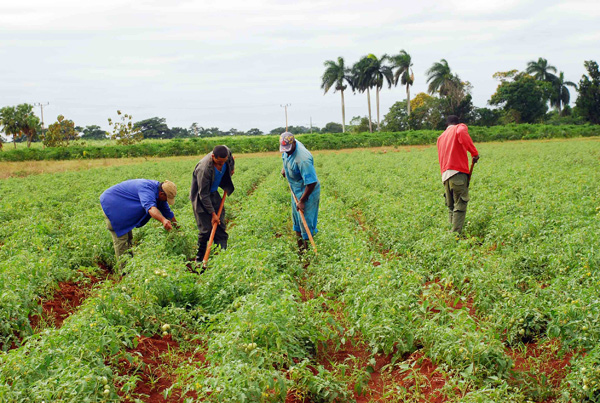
[100,179,174,237]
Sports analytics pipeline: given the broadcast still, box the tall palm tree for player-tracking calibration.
[389,50,414,116]
[526,57,558,82]
[367,54,394,131]
[351,56,377,133]
[551,71,577,114]
[321,57,351,133]
[426,59,460,96]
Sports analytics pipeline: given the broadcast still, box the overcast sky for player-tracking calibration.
[1,0,599,132]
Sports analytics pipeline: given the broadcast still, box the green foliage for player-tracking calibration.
[44,115,77,147]
[0,104,40,148]
[575,60,600,124]
[1,139,600,401]
[490,71,553,123]
[80,125,107,140]
[107,110,143,145]
[322,122,343,133]
[1,124,599,161]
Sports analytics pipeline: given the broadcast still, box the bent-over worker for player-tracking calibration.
[100,179,177,263]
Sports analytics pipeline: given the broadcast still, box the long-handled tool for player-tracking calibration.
[202,191,227,269]
[287,182,318,255]
[467,158,477,187]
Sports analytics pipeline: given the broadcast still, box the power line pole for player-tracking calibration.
[310,116,313,134]
[280,104,290,132]
[34,102,49,148]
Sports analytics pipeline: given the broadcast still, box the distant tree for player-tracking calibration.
[170,127,190,138]
[389,50,414,116]
[108,110,143,145]
[189,122,201,137]
[322,122,343,133]
[550,72,577,115]
[269,126,310,135]
[81,125,107,140]
[407,93,445,130]
[351,55,390,133]
[575,61,600,124]
[489,71,552,123]
[526,57,557,82]
[321,57,352,132]
[469,107,502,127]
[134,117,171,139]
[45,115,77,147]
[426,59,460,96]
[199,127,223,137]
[348,116,374,133]
[383,101,409,131]
[245,128,263,136]
[0,104,40,148]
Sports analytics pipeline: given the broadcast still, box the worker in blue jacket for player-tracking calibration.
[100,179,177,264]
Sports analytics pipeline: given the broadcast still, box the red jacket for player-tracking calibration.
[437,123,478,175]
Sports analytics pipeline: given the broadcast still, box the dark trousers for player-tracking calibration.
[194,192,228,260]
[444,172,470,233]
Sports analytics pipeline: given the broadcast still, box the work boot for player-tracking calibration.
[452,211,466,233]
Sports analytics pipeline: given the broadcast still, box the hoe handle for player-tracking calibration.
[287,182,318,255]
[203,192,227,268]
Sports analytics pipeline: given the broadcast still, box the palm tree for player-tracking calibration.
[389,50,414,116]
[425,59,458,96]
[551,71,577,114]
[321,57,352,133]
[351,56,377,133]
[367,54,394,131]
[526,57,558,82]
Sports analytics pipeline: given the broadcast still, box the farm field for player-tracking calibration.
[1,138,599,402]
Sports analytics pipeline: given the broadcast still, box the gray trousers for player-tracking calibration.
[444,173,470,233]
[194,192,228,260]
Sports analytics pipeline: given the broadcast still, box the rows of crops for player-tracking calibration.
[1,138,599,402]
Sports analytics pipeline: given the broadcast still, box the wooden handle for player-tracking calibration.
[287,182,318,255]
[203,192,227,267]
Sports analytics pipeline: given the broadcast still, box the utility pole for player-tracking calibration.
[280,104,290,132]
[310,116,313,134]
[34,102,49,148]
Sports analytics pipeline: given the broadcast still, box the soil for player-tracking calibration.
[507,339,577,400]
[29,265,110,329]
[116,334,203,403]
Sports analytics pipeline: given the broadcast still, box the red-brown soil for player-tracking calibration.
[116,334,203,403]
[29,266,110,329]
[507,339,577,401]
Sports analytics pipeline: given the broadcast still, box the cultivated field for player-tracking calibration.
[1,138,599,402]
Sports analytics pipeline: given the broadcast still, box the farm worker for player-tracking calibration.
[100,179,178,262]
[280,132,320,251]
[437,115,479,233]
[190,145,235,263]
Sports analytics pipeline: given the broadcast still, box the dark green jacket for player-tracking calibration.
[190,147,235,214]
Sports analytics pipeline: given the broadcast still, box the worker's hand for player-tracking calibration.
[472,155,480,163]
[172,221,180,229]
[163,219,173,231]
[296,200,305,212]
[231,169,235,176]
[211,213,220,226]
[281,168,286,178]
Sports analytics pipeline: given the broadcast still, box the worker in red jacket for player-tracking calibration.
[437,115,479,233]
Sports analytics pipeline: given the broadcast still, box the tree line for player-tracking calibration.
[1,56,599,149]
[0,109,349,149]
[322,53,600,132]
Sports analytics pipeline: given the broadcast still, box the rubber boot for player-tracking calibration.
[452,211,466,233]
